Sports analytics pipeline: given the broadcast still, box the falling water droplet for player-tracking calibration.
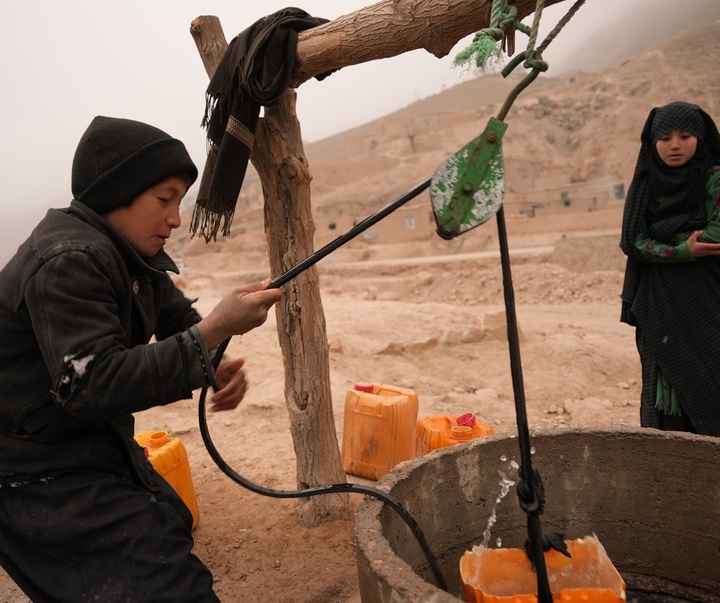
[482,510,497,548]
[496,537,502,548]
[510,460,519,469]
[500,455,507,462]
[530,447,536,455]
[482,470,518,548]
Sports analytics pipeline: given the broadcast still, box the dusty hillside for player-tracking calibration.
[550,0,720,73]
[171,0,720,266]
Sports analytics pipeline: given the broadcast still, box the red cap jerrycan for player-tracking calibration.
[416,414,494,456]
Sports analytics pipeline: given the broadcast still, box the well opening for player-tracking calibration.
[355,428,720,602]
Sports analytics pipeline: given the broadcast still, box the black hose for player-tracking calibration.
[197,339,447,591]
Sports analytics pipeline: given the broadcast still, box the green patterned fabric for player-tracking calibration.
[655,369,683,416]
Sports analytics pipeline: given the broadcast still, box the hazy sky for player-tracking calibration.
[0,0,636,263]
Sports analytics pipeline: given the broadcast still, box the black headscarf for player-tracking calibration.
[620,102,720,325]
[621,101,720,254]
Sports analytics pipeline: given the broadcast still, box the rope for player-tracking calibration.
[453,0,531,70]
[523,0,547,71]
[495,204,553,603]
[454,1,587,601]
[537,0,587,55]
[454,0,591,73]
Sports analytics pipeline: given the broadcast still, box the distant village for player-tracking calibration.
[313,174,625,249]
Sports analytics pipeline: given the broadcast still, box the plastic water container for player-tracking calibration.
[459,535,626,602]
[135,430,200,530]
[416,414,494,456]
[341,382,419,481]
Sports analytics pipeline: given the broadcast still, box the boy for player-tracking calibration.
[0,116,282,601]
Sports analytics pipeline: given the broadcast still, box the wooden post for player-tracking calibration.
[190,16,350,526]
[190,0,569,526]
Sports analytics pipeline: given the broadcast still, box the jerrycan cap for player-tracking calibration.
[354,382,374,392]
[457,413,477,428]
[148,430,170,450]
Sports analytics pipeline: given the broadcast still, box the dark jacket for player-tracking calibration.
[0,201,213,485]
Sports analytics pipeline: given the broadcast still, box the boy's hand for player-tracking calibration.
[210,358,247,412]
[197,278,283,348]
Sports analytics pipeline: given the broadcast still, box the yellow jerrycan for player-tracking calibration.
[135,430,200,530]
[341,382,418,481]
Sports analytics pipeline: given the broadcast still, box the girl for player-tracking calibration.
[620,101,720,436]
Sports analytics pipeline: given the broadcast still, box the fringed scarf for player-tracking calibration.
[191,7,331,243]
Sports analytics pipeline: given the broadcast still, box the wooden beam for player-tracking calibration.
[291,0,567,86]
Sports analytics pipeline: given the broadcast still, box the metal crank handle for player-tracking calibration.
[267,179,431,289]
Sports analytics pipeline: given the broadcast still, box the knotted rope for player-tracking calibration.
[454,0,534,69]
[455,0,586,72]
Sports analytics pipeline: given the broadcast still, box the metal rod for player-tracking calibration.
[268,178,431,288]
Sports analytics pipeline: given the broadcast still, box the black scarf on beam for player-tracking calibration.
[191,7,331,242]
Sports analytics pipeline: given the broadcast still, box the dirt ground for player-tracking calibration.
[0,208,642,602]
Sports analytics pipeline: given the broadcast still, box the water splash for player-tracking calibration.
[481,466,517,548]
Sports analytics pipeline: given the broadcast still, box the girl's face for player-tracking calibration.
[655,130,698,167]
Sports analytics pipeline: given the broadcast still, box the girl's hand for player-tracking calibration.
[687,230,720,257]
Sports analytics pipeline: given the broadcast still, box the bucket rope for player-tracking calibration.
[469,2,586,602]
[195,1,586,597]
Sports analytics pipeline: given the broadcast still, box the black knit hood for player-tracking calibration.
[71,116,198,214]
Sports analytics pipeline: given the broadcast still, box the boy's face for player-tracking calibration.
[655,130,698,167]
[102,176,187,257]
